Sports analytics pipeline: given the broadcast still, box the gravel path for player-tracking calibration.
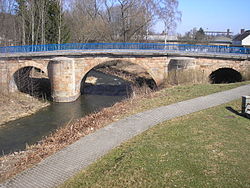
[1,84,250,188]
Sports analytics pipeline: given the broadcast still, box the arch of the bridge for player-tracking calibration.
[9,61,48,77]
[209,67,243,83]
[193,58,246,82]
[8,61,48,92]
[75,58,159,95]
[206,65,242,78]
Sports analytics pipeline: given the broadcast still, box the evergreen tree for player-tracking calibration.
[45,0,70,44]
[15,0,70,45]
[46,0,59,44]
[15,0,28,45]
[195,27,206,41]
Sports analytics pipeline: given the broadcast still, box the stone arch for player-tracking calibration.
[9,61,48,78]
[209,67,242,84]
[9,63,50,98]
[45,56,166,102]
[194,58,245,83]
[207,64,241,75]
[76,58,158,95]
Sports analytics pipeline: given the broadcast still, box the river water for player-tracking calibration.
[0,71,131,155]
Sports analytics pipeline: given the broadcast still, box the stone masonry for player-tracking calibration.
[0,51,249,102]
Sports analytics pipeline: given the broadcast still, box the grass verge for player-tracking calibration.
[61,99,250,188]
[127,81,250,115]
[1,81,250,183]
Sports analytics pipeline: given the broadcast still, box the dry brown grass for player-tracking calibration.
[0,86,151,182]
[97,67,137,83]
[0,92,49,126]
[1,80,250,182]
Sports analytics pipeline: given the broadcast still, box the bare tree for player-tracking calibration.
[57,0,62,44]
[30,0,35,46]
[41,1,46,44]
[0,0,17,46]
[0,0,181,45]
[67,0,158,42]
[157,0,181,44]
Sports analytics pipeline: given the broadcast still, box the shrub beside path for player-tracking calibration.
[1,84,250,188]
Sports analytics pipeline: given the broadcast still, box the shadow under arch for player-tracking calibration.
[10,66,51,99]
[79,60,157,96]
[209,68,242,84]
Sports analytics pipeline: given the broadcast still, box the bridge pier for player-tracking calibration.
[48,57,79,102]
[0,63,9,94]
[0,50,249,103]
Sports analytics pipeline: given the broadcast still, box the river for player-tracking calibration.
[0,70,131,156]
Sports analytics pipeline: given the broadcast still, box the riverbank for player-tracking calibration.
[0,63,152,127]
[61,99,250,188]
[94,60,156,88]
[1,81,250,183]
[0,92,49,126]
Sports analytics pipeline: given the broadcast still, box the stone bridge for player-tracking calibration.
[0,50,249,102]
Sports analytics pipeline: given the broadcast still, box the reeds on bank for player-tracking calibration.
[0,84,154,183]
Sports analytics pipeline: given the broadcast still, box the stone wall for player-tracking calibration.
[0,55,249,102]
[165,57,250,85]
[0,59,48,94]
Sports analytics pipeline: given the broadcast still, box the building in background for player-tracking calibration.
[204,29,233,37]
[210,36,232,46]
[145,34,178,43]
[232,30,250,46]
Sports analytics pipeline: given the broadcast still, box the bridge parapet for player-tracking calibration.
[0,42,249,57]
[0,48,249,102]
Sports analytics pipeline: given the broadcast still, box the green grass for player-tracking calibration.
[130,81,250,114]
[61,98,250,188]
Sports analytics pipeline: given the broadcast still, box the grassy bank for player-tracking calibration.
[127,81,250,115]
[1,81,250,182]
[61,99,250,188]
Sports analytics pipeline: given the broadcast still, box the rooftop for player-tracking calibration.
[233,30,250,41]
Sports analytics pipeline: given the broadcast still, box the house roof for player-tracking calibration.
[233,30,250,41]
[213,36,232,42]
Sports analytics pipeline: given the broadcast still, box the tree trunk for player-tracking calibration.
[58,0,62,44]
[21,15,26,45]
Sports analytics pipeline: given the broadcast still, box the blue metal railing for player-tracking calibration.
[0,42,249,55]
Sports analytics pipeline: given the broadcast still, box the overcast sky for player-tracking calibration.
[155,0,250,35]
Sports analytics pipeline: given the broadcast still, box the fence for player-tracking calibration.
[0,42,249,55]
